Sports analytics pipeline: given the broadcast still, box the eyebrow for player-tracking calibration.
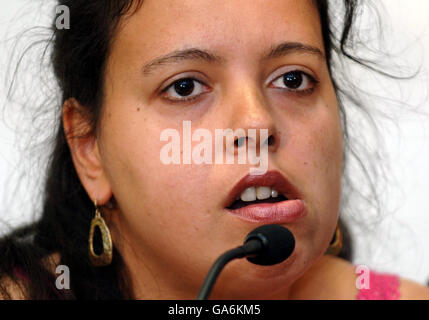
[142,41,324,76]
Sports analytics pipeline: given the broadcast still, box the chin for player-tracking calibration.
[209,245,314,299]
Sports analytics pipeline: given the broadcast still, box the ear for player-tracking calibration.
[62,98,113,205]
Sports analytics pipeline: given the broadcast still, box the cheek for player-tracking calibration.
[99,109,217,231]
[292,97,343,188]
[98,109,231,280]
[307,110,343,183]
[280,101,343,257]
[286,100,343,225]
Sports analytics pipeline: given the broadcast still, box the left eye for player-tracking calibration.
[161,78,208,102]
[270,70,316,92]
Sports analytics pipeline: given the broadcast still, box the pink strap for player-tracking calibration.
[357,269,400,300]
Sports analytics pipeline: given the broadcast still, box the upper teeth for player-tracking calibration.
[239,186,280,202]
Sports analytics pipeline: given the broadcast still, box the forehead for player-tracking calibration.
[115,0,323,61]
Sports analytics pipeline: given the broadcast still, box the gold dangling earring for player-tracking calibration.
[88,199,113,267]
[325,223,343,256]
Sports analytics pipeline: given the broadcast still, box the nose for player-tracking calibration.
[226,82,280,153]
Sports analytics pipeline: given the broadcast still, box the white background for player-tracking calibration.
[1,1,429,285]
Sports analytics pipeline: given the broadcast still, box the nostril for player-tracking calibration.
[234,136,247,148]
[235,135,275,147]
[267,135,275,146]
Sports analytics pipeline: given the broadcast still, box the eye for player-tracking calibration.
[161,77,209,102]
[270,70,318,94]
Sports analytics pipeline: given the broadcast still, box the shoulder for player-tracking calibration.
[290,255,360,299]
[398,278,429,300]
[291,255,429,300]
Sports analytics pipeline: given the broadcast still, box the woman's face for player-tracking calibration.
[93,0,343,298]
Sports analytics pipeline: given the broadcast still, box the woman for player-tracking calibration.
[1,0,429,299]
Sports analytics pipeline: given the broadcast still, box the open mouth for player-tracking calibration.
[223,171,306,223]
[227,194,289,210]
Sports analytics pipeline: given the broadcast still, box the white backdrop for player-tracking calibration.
[1,0,429,285]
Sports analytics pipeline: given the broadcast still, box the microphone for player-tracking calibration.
[196,224,295,300]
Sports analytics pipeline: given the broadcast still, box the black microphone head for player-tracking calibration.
[244,224,295,266]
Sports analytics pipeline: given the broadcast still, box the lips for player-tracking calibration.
[224,170,306,224]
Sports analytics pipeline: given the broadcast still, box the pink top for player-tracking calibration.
[356,269,401,300]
